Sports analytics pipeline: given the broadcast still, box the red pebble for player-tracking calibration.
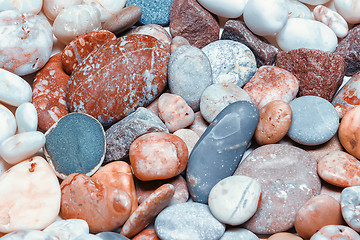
[132,229,160,240]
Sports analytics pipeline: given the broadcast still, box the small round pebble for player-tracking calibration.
[127,24,172,50]
[310,225,360,240]
[338,105,360,159]
[189,111,208,137]
[0,0,42,14]
[341,186,360,232]
[313,5,349,38]
[197,0,248,18]
[43,0,82,21]
[102,6,142,35]
[334,0,360,24]
[82,0,126,23]
[219,228,259,240]
[288,96,339,146]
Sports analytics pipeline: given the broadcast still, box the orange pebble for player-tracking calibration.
[132,229,160,240]
[338,105,360,159]
[268,232,303,240]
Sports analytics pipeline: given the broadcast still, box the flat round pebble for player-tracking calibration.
[338,105,360,159]
[268,232,303,240]
[219,228,259,240]
[208,175,261,225]
[0,104,16,144]
[43,219,89,240]
[155,202,225,240]
[310,225,360,240]
[15,102,37,133]
[44,113,106,179]
[234,144,321,234]
[197,0,248,18]
[0,230,57,240]
[341,186,360,231]
[288,96,339,146]
[202,40,256,87]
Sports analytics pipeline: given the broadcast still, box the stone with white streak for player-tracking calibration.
[0,104,16,144]
[313,5,348,38]
[197,0,248,18]
[334,0,360,24]
[0,69,32,106]
[43,219,90,240]
[15,102,38,133]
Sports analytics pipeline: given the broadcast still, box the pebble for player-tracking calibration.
[74,234,103,240]
[170,36,190,54]
[318,150,360,187]
[0,156,61,233]
[221,19,279,67]
[234,144,321,234]
[294,195,344,239]
[288,96,339,146]
[243,0,288,36]
[173,129,200,153]
[0,230,57,240]
[200,83,253,123]
[332,72,360,118]
[60,173,132,233]
[341,186,360,232]
[168,45,213,111]
[338,105,360,159]
[313,5,349,38]
[96,232,130,240]
[0,10,53,76]
[310,225,360,240]
[32,53,69,132]
[169,0,220,49]
[44,113,106,179]
[0,0,42,14]
[0,104,16,144]
[0,131,45,165]
[275,48,346,102]
[189,111,208,137]
[320,181,342,203]
[202,40,257,87]
[187,101,259,203]
[334,0,360,24]
[120,184,175,238]
[61,30,116,75]
[286,0,313,19]
[129,132,188,181]
[53,5,101,45]
[15,103,38,133]
[158,93,195,132]
[0,69,32,107]
[276,18,338,52]
[208,175,261,225]
[155,202,225,240]
[268,232,302,240]
[219,228,259,240]
[66,34,169,126]
[42,0,82,21]
[82,0,126,23]
[43,219,89,240]
[298,0,330,4]
[132,229,159,240]
[197,0,248,18]
[305,135,344,163]
[105,107,168,164]
[244,66,299,109]
[255,100,292,145]
[102,6,142,35]
[0,157,10,175]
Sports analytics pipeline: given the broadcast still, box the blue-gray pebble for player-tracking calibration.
[288,96,339,146]
[126,0,174,26]
[186,101,259,203]
[96,232,130,240]
[220,228,259,240]
[168,45,213,111]
[155,202,225,240]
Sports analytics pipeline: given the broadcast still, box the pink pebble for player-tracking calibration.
[173,128,199,153]
[310,225,360,240]
[313,5,348,38]
[189,111,208,137]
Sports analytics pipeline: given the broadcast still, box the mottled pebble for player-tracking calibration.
[43,219,89,240]
[341,186,360,232]
[338,105,360,159]
[170,36,190,54]
[313,5,348,38]
[43,0,82,21]
[310,225,360,240]
[268,232,303,240]
[189,111,208,137]
[0,230,57,240]
[0,0,42,14]
[82,0,126,23]
[132,229,159,240]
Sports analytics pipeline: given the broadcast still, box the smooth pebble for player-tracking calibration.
[197,0,248,18]
[0,0,42,14]
[286,0,313,19]
[0,104,16,144]
[338,105,360,159]
[313,5,349,38]
[43,0,82,21]
[219,228,259,240]
[268,232,303,240]
[170,36,190,54]
[0,230,57,240]
[341,186,360,232]
[96,232,130,240]
[43,219,89,240]
[173,129,199,153]
[102,6,142,35]
[334,0,360,24]
[15,102,38,133]
[82,0,126,23]
[310,225,360,240]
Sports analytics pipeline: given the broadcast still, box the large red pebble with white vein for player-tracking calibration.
[66,34,170,126]
[129,132,188,181]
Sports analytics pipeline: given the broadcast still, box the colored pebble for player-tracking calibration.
[129,132,188,181]
[102,6,142,35]
[0,10,53,76]
[158,93,195,132]
[294,195,344,239]
[338,105,360,159]
[82,0,126,23]
[120,184,175,238]
[61,30,116,75]
[208,175,261,225]
[0,0,42,14]
[15,102,38,133]
[0,131,45,165]
[60,173,132,233]
[169,0,220,49]
[341,186,360,232]
[334,0,360,24]
[255,100,292,145]
[244,66,299,109]
[187,101,259,203]
[0,104,16,144]
[268,232,303,240]
[243,0,288,36]
[0,156,61,233]
[219,228,259,240]
[313,5,348,38]
[132,229,160,240]
[44,113,106,179]
[0,69,32,107]
[168,45,213,111]
[234,144,321,234]
[310,225,360,240]
[189,111,208,137]
[197,0,248,18]
[96,232,130,240]
[202,40,257,87]
[105,107,168,164]
[66,34,169,126]
[276,18,338,52]
[170,36,190,54]
[42,0,82,21]
[155,202,225,240]
[320,181,342,203]
[32,53,69,132]
[173,129,199,153]
[305,135,344,163]
[0,230,57,240]
[43,219,89,240]
[200,83,253,123]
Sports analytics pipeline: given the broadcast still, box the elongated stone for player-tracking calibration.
[186,101,259,203]
[15,102,38,133]
[0,104,16,144]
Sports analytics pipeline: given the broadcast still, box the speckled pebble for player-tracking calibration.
[310,225,360,240]
[341,186,360,232]
[132,229,159,240]
[219,228,259,240]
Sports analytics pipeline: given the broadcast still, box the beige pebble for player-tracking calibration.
[268,232,303,240]
[170,36,190,54]
[102,6,142,34]
[173,129,199,153]
[338,105,360,159]
[189,111,208,137]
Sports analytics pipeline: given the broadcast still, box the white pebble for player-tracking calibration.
[243,0,288,36]
[74,234,103,240]
[0,230,57,240]
[53,5,102,45]
[44,219,90,240]
[0,131,46,165]
[0,0,43,14]
[286,0,313,19]
[297,0,330,5]
[334,0,360,24]
[82,0,126,22]
[276,18,338,52]
[0,156,11,175]
[313,5,348,38]
[43,0,83,21]
[15,102,38,133]
[341,186,360,232]
[197,0,248,18]
[0,104,16,144]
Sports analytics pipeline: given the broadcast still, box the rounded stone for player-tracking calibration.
[15,102,38,133]
[286,0,313,19]
[338,105,360,159]
[170,36,190,54]
[173,129,199,153]
[268,232,303,240]
[43,219,90,240]
[0,0,42,14]
[82,0,126,23]
[341,186,360,232]
[197,0,248,18]
[96,232,130,240]
[310,225,360,240]
[288,96,339,146]
[102,6,142,35]
[334,0,360,24]
[219,228,259,240]
[0,104,16,144]
[313,5,348,38]
[43,0,82,21]
[0,230,57,240]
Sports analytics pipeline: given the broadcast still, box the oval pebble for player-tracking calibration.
[43,219,89,240]
[202,40,257,87]
[334,0,360,24]
[132,229,159,240]
[0,156,61,233]
[43,0,82,21]
[102,6,142,35]
[208,175,261,225]
[15,102,38,133]
[276,18,338,52]
[197,0,248,18]
[310,225,360,240]
[173,129,199,153]
[155,202,225,240]
[288,96,339,146]
[313,5,349,38]
[82,0,126,23]
[0,104,16,144]
[219,228,259,240]
[0,230,57,240]
[286,0,313,19]
[96,232,130,240]
[0,131,45,165]
[268,232,302,240]
[341,186,360,232]
[338,105,360,159]
[0,0,42,14]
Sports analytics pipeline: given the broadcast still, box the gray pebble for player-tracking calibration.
[96,232,130,240]
[220,228,259,240]
[0,230,56,240]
